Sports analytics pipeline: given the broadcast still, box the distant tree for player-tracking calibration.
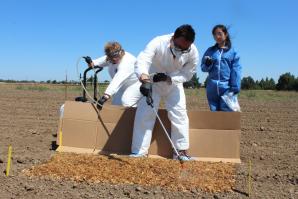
[254,80,261,90]
[183,81,194,89]
[52,80,57,84]
[183,74,200,89]
[192,74,201,88]
[276,72,295,90]
[203,77,208,88]
[87,76,94,86]
[258,79,265,89]
[46,80,51,84]
[265,78,276,90]
[70,80,79,84]
[294,77,298,91]
[258,77,276,90]
[241,76,256,90]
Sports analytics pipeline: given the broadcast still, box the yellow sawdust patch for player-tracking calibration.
[23,153,236,192]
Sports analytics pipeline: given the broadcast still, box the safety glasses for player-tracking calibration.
[173,41,191,54]
[107,49,122,59]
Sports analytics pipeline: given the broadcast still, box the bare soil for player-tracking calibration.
[0,83,297,198]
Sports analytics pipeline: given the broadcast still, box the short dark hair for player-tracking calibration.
[173,24,195,43]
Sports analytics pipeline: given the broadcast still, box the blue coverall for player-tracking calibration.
[201,45,241,111]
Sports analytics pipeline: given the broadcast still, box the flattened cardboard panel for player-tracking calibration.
[63,101,98,122]
[62,119,97,149]
[95,123,114,148]
[97,123,133,154]
[57,102,241,162]
[188,111,240,130]
[57,146,100,154]
[95,109,135,154]
[99,105,136,123]
[99,107,136,124]
[188,129,240,159]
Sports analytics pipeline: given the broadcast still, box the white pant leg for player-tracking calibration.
[165,83,189,150]
[121,81,142,107]
[131,91,161,155]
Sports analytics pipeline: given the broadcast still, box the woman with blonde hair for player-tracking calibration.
[88,42,141,109]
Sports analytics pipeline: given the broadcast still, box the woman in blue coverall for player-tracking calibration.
[201,24,242,111]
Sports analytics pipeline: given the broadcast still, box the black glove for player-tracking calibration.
[153,73,168,82]
[140,82,152,97]
[83,56,92,65]
[140,82,153,106]
[205,56,213,67]
[97,96,108,110]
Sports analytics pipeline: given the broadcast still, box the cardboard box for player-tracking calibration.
[57,101,241,163]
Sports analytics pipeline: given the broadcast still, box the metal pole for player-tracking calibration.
[151,105,180,158]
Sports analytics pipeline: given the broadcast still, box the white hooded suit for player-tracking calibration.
[132,34,199,155]
[92,52,141,106]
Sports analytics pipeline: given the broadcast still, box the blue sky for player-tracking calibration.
[0,0,297,82]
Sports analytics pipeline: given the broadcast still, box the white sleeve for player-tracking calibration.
[92,56,109,67]
[170,46,199,83]
[104,55,136,96]
[134,37,160,78]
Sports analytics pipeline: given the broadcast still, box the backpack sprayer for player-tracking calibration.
[75,56,103,103]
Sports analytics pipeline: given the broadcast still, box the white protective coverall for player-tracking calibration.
[92,52,142,107]
[131,34,199,155]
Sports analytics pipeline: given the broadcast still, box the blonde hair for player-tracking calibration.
[104,41,125,61]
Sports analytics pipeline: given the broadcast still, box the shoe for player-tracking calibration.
[129,153,147,158]
[173,150,192,161]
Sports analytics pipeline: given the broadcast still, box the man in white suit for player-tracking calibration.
[131,24,199,161]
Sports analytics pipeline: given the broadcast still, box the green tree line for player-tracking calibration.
[241,72,298,91]
[1,72,297,91]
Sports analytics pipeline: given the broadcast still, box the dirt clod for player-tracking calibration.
[24,185,34,191]
[17,159,25,164]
